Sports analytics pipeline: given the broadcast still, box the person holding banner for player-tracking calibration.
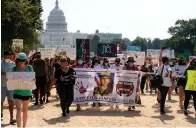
[1,51,16,124]
[72,56,88,111]
[91,57,103,107]
[11,53,34,128]
[109,58,123,111]
[54,57,76,117]
[123,57,139,111]
[183,58,196,116]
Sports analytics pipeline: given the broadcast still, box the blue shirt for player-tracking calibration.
[1,60,15,87]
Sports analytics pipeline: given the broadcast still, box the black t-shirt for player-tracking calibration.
[54,67,76,89]
[53,63,61,70]
[33,59,46,76]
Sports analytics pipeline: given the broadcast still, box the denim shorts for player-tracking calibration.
[1,87,14,101]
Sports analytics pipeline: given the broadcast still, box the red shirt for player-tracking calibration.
[123,66,139,71]
[72,64,88,68]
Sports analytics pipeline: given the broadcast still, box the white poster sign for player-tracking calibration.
[12,39,23,48]
[189,56,196,60]
[66,48,76,60]
[6,72,36,90]
[123,51,145,65]
[147,49,175,64]
[171,66,187,77]
[37,48,56,59]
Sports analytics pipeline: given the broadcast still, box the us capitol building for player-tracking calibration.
[38,0,122,51]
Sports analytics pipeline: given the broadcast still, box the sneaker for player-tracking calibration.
[160,110,166,115]
[34,102,38,106]
[184,110,188,116]
[62,113,66,117]
[10,119,16,125]
[132,106,135,110]
[168,95,171,100]
[67,108,70,114]
[1,113,3,121]
[128,106,132,111]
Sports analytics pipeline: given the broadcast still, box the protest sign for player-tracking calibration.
[123,51,145,65]
[185,70,196,91]
[73,69,140,105]
[66,48,76,60]
[171,65,187,77]
[37,48,56,59]
[147,49,175,64]
[6,72,36,90]
[189,56,196,60]
[12,39,23,53]
[76,39,90,58]
[97,44,117,57]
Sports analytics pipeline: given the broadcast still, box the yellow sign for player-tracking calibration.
[185,70,196,91]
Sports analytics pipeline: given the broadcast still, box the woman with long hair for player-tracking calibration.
[12,53,34,127]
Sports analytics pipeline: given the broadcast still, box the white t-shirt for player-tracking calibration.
[157,65,172,87]
[110,64,123,70]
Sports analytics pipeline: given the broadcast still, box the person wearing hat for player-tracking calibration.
[54,57,76,117]
[72,56,88,111]
[1,51,16,124]
[123,57,139,111]
[93,72,113,96]
[11,52,34,127]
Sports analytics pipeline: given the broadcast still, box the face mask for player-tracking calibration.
[129,62,134,67]
[169,62,173,65]
[4,59,10,63]
[78,60,83,65]
[105,63,108,65]
[100,60,104,65]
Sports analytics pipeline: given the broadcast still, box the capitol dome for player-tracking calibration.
[46,0,68,32]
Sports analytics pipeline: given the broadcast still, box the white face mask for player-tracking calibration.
[4,59,10,63]
[78,60,83,65]
[100,60,104,65]
[105,63,108,65]
[129,62,134,67]
[169,62,173,65]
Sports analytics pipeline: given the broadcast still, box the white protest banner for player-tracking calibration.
[73,69,140,105]
[171,66,187,77]
[37,48,56,59]
[12,39,23,48]
[123,51,145,65]
[6,72,36,90]
[189,56,196,60]
[147,49,175,64]
[66,48,76,60]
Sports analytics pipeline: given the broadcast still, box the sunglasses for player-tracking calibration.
[60,60,68,62]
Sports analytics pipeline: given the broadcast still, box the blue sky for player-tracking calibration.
[41,0,196,40]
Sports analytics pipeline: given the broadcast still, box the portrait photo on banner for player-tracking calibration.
[93,71,115,96]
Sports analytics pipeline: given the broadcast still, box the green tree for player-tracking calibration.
[1,0,43,52]
[168,19,196,54]
[131,37,147,51]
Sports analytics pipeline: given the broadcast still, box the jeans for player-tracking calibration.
[184,90,196,111]
[58,86,74,114]
[160,86,169,112]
